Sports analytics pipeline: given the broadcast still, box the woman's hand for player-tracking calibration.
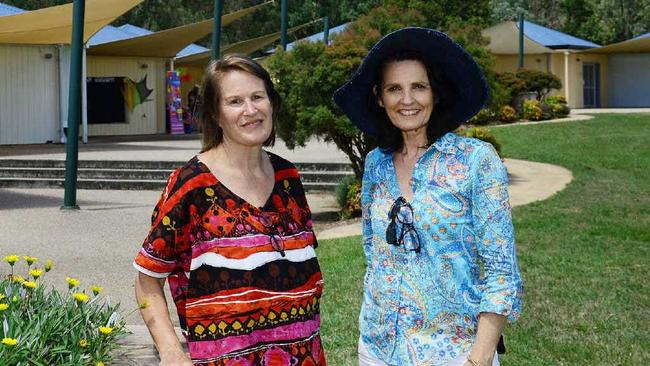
[466,312,505,366]
[462,356,493,366]
[159,346,193,366]
[135,272,192,366]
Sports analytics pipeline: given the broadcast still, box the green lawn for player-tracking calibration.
[316,114,650,366]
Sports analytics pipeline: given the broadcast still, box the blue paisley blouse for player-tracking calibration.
[360,132,523,366]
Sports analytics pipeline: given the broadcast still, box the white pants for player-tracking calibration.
[358,338,500,366]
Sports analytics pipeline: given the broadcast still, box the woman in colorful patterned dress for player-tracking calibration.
[134,55,326,366]
[333,28,523,366]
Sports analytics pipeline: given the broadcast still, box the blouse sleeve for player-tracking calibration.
[133,168,188,278]
[469,143,524,322]
[361,152,375,264]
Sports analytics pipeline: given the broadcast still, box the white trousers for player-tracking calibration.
[358,338,500,366]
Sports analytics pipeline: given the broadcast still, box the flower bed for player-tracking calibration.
[0,255,139,365]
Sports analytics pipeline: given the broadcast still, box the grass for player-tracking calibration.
[316,114,650,366]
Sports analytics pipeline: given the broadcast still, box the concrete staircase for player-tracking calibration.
[0,159,354,192]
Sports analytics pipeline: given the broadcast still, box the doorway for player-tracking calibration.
[583,63,601,108]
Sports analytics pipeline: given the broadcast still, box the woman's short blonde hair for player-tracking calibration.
[199,54,281,152]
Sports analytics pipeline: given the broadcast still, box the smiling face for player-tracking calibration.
[216,69,273,148]
[376,59,434,133]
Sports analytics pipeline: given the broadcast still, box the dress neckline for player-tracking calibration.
[193,151,279,211]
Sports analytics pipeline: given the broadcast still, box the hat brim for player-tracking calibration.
[333,27,489,136]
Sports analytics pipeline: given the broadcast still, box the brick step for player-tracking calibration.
[0,177,339,192]
[0,167,352,184]
[0,159,354,172]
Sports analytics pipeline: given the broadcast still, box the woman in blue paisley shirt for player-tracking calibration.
[333,28,524,366]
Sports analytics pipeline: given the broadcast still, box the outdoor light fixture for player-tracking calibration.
[44,53,53,59]
[140,63,148,69]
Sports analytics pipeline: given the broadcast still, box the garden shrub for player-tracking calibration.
[545,95,571,118]
[515,69,562,100]
[468,108,496,125]
[498,105,518,123]
[540,102,554,120]
[336,176,362,219]
[522,100,543,121]
[496,69,563,107]
[457,127,502,157]
[545,95,568,105]
[0,255,135,365]
[551,103,571,117]
[336,176,355,209]
[495,71,527,104]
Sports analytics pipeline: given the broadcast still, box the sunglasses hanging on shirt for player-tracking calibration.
[386,196,421,253]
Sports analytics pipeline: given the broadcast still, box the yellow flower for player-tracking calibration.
[96,362,105,366]
[72,293,89,303]
[11,275,25,284]
[79,339,88,347]
[22,281,37,290]
[139,299,150,309]
[0,294,5,301]
[90,286,103,296]
[205,187,215,197]
[29,268,43,279]
[0,304,8,311]
[44,259,53,272]
[162,216,171,226]
[1,337,17,346]
[98,326,113,335]
[23,256,38,265]
[4,255,19,265]
[66,277,80,289]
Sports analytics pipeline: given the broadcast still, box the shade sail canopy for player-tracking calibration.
[482,21,554,55]
[0,0,143,45]
[583,35,650,53]
[176,21,317,65]
[87,1,272,58]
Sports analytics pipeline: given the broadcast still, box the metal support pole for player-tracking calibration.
[323,16,330,45]
[212,0,223,60]
[280,0,288,50]
[81,46,88,144]
[62,0,85,210]
[518,12,524,68]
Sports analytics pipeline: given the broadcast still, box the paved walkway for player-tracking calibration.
[0,135,350,163]
[0,134,573,365]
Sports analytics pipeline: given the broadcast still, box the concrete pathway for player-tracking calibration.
[572,108,650,114]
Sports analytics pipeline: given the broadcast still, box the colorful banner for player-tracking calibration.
[166,70,185,135]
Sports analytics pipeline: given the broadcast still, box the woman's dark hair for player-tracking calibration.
[368,51,459,152]
[199,54,281,152]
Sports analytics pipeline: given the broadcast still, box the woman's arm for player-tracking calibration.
[464,312,506,366]
[467,143,524,365]
[135,272,192,366]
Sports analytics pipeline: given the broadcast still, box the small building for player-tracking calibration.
[0,1,269,145]
[0,0,145,144]
[483,20,604,108]
[580,33,650,107]
[483,20,650,108]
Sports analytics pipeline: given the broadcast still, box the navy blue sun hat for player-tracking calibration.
[333,27,489,136]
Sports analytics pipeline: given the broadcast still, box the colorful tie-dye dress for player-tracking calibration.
[134,152,326,366]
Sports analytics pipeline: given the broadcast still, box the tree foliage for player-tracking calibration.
[7,0,646,46]
[489,0,650,44]
[266,4,502,178]
[496,69,563,102]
